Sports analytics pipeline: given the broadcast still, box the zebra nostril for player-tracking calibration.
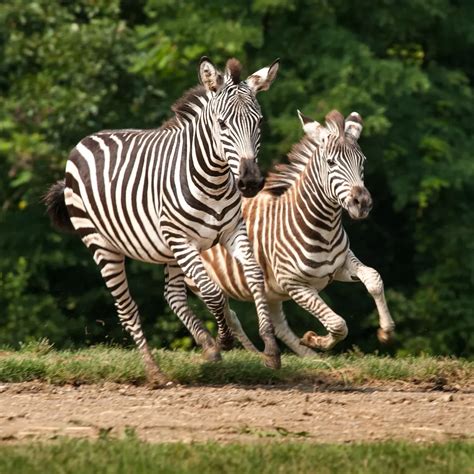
[353,197,360,206]
[237,179,246,191]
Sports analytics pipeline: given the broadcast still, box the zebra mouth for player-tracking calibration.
[238,158,265,197]
[239,184,264,198]
[237,178,265,197]
[347,206,370,220]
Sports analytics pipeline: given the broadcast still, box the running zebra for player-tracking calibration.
[44,57,281,384]
[189,109,395,356]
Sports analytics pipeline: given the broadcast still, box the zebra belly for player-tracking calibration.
[281,249,348,291]
[200,245,289,303]
[98,227,175,264]
[65,186,233,266]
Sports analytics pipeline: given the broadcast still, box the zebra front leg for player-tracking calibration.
[184,275,239,352]
[214,297,235,352]
[164,264,221,361]
[169,243,235,361]
[268,301,317,357]
[89,241,169,387]
[223,228,281,369]
[334,250,395,344]
[285,283,348,351]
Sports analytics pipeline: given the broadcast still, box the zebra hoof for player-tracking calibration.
[263,352,281,370]
[146,371,173,389]
[202,346,222,362]
[144,360,171,389]
[217,336,235,352]
[377,328,394,345]
[300,331,334,351]
[300,331,321,349]
[147,378,174,389]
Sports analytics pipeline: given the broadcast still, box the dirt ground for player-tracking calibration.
[0,382,473,444]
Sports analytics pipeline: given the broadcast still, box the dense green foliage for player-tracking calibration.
[1,1,473,356]
[1,438,473,474]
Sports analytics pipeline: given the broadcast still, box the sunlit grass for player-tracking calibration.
[0,344,471,387]
[0,438,473,474]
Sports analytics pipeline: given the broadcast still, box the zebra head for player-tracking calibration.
[298,109,372,220]
[199,57,279,197]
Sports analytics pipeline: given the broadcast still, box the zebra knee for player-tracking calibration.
[202,287,226,313]
[247,278,265,293]
[364,268,384,297]
[116,297,137,316]
[164,284,180,307]
[328,316,348,340]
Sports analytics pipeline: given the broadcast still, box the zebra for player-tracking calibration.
[44,57,281,385]
[187,109,396,356]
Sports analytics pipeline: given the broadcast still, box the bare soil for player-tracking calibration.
[0,382,472,444]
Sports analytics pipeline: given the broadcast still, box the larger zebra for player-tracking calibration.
[44,57,281,385]
[188,109,395,356]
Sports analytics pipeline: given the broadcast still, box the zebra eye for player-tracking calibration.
[327,158,336,167]
[218,119,228,130]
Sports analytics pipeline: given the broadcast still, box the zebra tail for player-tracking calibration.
[43,179,75,233]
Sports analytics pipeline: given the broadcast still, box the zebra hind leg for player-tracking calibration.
[186,276,252,352]
[223,304,259,353]
[88,239,169,387]
[165,264,221,362]
[269,302,316,357]
[222,228,280,369]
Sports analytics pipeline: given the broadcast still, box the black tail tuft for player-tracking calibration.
[43,179,75,233]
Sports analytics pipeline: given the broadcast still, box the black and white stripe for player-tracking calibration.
[45,57,281,383]
[193,110,395,356]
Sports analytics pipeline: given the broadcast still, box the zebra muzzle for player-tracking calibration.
[347,186,373,220]
[238,158,265,197]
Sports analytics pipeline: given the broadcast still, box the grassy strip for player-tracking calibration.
[0,439,473,474]
[0,344,472,387]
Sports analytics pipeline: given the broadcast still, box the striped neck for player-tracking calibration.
[279,148,343,239]
[181,103,235,199]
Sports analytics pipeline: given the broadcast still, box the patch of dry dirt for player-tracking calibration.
[0,382,472,444]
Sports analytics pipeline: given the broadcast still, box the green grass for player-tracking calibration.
[0,343,472,387]
[0,439,472,474]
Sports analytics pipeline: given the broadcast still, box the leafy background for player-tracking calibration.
[1,0,473,356]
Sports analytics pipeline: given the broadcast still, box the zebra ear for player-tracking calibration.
[246,58,279,94]
[198,56,224,92]
[225,58,242,85]
[345,112,363,141]
[297,110,327,144]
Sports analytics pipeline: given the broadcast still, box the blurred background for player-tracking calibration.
[0,0,473,357]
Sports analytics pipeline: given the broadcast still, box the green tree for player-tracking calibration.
[0,0,473,356]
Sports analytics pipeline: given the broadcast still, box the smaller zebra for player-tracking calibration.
[187,109,395,356]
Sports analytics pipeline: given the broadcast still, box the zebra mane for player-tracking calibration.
[264,135,316,196]
[264,109,350,196]
[325,110,345,138]
[159,85,210,130]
